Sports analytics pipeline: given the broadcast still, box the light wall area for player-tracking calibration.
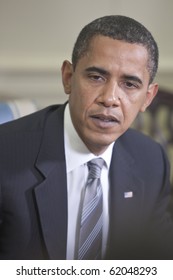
[0,0,173,104]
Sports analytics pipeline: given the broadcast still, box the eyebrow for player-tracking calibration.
[123,75,143,85]
[85,66,143,85]
[85,66,109,76]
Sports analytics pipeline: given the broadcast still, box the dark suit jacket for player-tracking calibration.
[0,103,173,260]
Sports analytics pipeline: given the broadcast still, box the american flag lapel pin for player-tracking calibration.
[124,191,133,198]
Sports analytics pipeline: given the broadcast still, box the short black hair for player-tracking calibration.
[72,15,159,84]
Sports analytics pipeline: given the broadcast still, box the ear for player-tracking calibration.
[61,60,73,95]
[140,83,158,112]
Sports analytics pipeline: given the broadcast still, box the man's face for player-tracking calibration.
[62,36,158,155]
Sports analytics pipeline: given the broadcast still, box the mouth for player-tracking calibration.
[90,113,120,128]
[91,113,120,123]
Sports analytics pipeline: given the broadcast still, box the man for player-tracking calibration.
[0,15,173,260]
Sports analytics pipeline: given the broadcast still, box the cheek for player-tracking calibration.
[127,90,148,109]
[68,90,91,126]
[127,92,146,105]
[122,98,145,125]
[69,82,96,114]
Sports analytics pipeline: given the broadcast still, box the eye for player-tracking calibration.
[88,73,105,82]
[124,81,139,89]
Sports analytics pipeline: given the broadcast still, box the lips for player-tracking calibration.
[90,113,120,129]
[91,113,120,123]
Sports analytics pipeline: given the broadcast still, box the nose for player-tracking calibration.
[96,82,121,107]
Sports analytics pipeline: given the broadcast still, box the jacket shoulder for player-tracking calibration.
[119,128,162,153]
[0,104,62,135]
[116,128,169,180]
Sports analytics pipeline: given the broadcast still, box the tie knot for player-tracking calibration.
[87,158,104,179]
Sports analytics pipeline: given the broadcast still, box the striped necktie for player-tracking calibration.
[77,158,104,259]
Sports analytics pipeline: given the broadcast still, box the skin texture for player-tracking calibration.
[61,36,158,155]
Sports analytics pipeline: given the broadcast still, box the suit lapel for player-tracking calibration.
[34,104,68,259]
[109,138,145,246]
[106,137,146,258]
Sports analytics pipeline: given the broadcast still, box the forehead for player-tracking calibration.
[78,36,149,78]
[90,36,148,63]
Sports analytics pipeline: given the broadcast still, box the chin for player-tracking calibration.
[86,138,115,154]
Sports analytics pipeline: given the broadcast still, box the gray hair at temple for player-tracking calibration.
[72,15,159,84]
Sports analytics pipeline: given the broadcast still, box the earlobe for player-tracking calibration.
[140,83,158,112]
[61,60,73,94]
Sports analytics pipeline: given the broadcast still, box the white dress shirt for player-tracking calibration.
[64,104,114,259]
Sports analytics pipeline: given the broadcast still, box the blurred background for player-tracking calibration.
[0,0,173,102]
[0,0,173,185]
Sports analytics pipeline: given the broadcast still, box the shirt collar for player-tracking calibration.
[64,104,114,173]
